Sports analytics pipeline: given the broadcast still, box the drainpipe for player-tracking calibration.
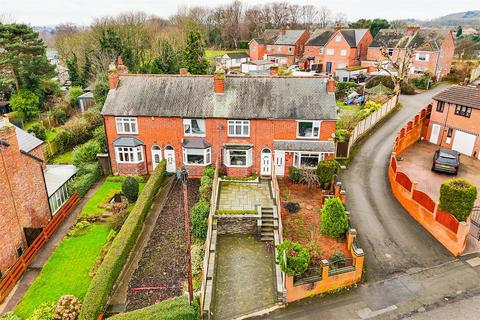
[439,101,452,146]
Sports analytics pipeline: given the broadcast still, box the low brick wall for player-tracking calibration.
[388,105,470,256]
[214,215,260,236]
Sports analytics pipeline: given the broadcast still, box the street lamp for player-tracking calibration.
[177,167,194,304]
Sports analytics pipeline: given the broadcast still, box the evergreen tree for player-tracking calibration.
[0,23,55,92]
[66,53,83,87]
[456,26,463,38]
[152,39,179,74]
[182,30,210,75]
[81,52,92,85]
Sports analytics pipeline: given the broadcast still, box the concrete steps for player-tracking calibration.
[260,207,276,242]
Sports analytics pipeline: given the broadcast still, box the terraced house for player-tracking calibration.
[102,63,338,178]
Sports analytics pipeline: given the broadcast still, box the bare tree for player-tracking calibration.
[377,46,415,96]
[318,6,331,28]
[390,20,407,31]
[300,5,319,28]
[334,12,348,25]
[270,2,291,27]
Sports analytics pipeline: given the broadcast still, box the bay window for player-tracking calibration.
[183,119,206,136]
[183,147,211,166]
[115,146,144,163]
[297,121,320,139]
[228,120,250,137]
[294,152,326,168]
[224,146,252,167]
[115,117,138,134]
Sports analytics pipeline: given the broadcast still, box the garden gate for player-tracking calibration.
[469,206,480,240]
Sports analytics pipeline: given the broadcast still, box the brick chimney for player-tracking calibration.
[477,83,480,90]
[327,77,336,94]
[179,68,189,75]
[334,23,343,31]
[214,72,225,94]
[108,56,128,90]
[0,122,19,151]
[406,24,419,36]
[269,66,279,77]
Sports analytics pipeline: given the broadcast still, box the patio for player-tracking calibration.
[217,181,273,210]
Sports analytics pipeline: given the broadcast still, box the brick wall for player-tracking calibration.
[215,215,259,235]
[249,40,266,61]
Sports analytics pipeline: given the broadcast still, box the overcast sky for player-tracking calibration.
[2,0,479,26]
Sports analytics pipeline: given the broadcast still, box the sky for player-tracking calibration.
[1,0,479,26]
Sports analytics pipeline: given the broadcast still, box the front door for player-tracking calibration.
[326,62,332,73]
[151,146,162,171]
[430,124,441,144]
[261,149,272,176]
[164,147,176,173]
[274,151,285,176]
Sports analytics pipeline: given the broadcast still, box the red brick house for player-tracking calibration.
[362,25,455,80]
[426,85,480,158]
[102,66,338,178]
[249,29,309,66]
[0,119,76,275]
[303,27,373,74]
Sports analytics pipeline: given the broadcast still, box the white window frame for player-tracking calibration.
[335,35,341,42]
[416,53,429,62]
[223,147,253,168]
[326,48,334,56]
[183,118,206,137]
[340,49,347,56]
[293,152,329,168]
[49,183,70,215]
[115,117,138,134]
[182,147,211,166]
[227,120,250,137]
[115,146,144,163]
[296,120,321,139]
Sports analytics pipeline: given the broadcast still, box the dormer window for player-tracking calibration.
[116,117,138,134]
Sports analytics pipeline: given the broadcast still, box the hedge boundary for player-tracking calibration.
[107,297,196,320]
[78,161,167,320]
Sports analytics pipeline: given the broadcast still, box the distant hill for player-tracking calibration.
[424,10,480,28]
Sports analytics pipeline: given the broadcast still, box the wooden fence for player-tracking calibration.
[0,193,80,303]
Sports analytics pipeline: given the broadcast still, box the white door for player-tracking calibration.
[151,146,162,171]
[430,124,441,144]
[452,130,476,156]
[275,151,285,176]
[261,149,272,176]
[164,147,176,173]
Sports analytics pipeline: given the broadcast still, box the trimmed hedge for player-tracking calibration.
[439,179,477,222]
[215,209,258,215]
[68,162,100,198]
[221,174,258,181]
[108,297,195,320]
[321,197,349,239]
[276,240,310,276]
[78,161,167,320]
[191,199,210,240]
[317,159,340,185]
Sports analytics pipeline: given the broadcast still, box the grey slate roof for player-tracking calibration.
[370,29,407,48]
[306,30,334,46]
[370,28,450,50]
[274,140,335,152]
[433,85,480,110]
[254,29,306,45]
[112,136,144,147]
[182,137,211,149]
[224,52,250,59]
[0,120,44,152]
[102,75,338,121]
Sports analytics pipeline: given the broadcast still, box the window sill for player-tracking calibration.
[116,132,139,135]
[296,136,320,140]
[227,135,250,138]
[184,162,211,167]
[184,133,206,137]
[224,164,252,168]
[117,161,144,164]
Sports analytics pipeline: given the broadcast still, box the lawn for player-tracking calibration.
[14,224,111,319]
[80,176,146,218]
[205,49,248,59]
[50,150,73,164]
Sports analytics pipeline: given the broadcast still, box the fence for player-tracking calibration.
[388,106,470,256]
[0,193,80,303]
[337,95,398,158]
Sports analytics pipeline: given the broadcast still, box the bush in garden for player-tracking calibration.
[191,241,205,276]
[54,295,82,320]
[68,162,100,197]
[439,179,477,222]
[321,197,349,239]
[330,251,346,268]
[122,177,140,203]
[67,221,92,237]
[284,202,301,214]
[317,159,340,186]
[337,111,362,131]
[82,107,103,127]
[10,89,40,120]
[68,86,84,106]
[27,302,55,320]
[93,126,107,152]
[0,312,22,320]
[365,75,415,95]
[108,209,130,232]
[299,168,320,188]
[199,175,213,200]
[335,81,358,99]
[107,297,195,320]
[202,166,215,179]
[51,106,68,125]
[28,123,47,141]
[191,199,210,240]
[276,240,310,276]
[288,166,302,183]
[72,140,101,166]
[335,129,351,142]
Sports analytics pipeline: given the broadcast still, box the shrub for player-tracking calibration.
[10,89,40,120]
[276,240,310,276]
[285,202,300,213]
[411,72,434,89]
[67,221,92,237]
[122,177,140,203]
[199,175,212,200]
[51,107,68,125]
[27,123,47,141]
[336,81,358,99]
[365,75,415,95]
[68,162,100,197]
[439,179,477,222]
[202,166,215,179]
[72,140,101,166]
[337,111,362,131]
[107,297,195,320]
[0,312,22,320]
[27,302,55,320]
[317,159,340,186]
[191,199,210,240]
[191,241,205,276]
[68,86,84,106]
[320,197,349,239]
[108,209,130,232]
[93,126,107,152]
[299,168,320,188]
[54,295,82,320]
[288,167,302,183]
[330,251,346,268]
[79,161,166,320]
[335,129,351,142]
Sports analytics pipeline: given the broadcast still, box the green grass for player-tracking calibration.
[51,150,74,164]
[79,176,146,218]
[14,224,111,319]
[205,49,248,59]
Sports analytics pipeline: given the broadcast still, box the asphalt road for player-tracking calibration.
[343,84,453,281]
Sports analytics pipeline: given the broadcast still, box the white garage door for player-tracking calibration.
[452,130,476,156]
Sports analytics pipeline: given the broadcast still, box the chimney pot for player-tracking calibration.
[327,77,336,93]
[334,23,343,31]
[214,72,225,94]
[407,24,419,36]
[269,66,279,77]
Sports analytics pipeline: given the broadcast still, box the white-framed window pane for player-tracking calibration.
[184,119,205,135]
[297,121,320,138]
[115,117,138,134]
[227,120,250,137]
[183,147,211,165]
[230,150,247,166]
[340,49,347,56]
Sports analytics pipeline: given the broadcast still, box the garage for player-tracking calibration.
[452,130,477,156]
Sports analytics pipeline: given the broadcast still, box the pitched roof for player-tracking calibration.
[101,75,338,121]
[433,85,480,109]
[0,120,44,152]
[306,29,334,46]
[224,52,250,59]
[370,28,450,50]
[273,140,335,152]
[340,29,369,47]
[255,29,307,45]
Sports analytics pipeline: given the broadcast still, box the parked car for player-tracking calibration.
[432,149,460,174]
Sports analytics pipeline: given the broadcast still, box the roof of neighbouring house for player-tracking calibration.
[254,29,307,45]
[101,75,338,120]
[305,29,334,46]
[340,29,369,47]
[273,140,335,153]
[370,28,450,50]
[365,84,393,95]
[112,136,144,147]
[78,92,94,99]
[223,52,250,59]
[0,120,44,152]
[44,165,77,197]
[432,85,480,109]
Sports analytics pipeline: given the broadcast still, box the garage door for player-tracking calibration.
[452,130,476,156]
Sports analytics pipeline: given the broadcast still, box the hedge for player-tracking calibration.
[215,209,258,215]
[317,159,340,185]
[276,240,310,276]
[191,199,210,241]
[108,297,196,320]
[78,161,167,320]
[68,162,100,198]
[221,174,258,181]
[439,179,477,222]
[320,197,349,239]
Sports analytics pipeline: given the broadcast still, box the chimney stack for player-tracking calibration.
[327,77,336,94]
[108,56,128,90]
[406,24,419,36]
[0,122,18,151]
[214,72,225,94]
[269,66,279,77]
[334,23,343,31]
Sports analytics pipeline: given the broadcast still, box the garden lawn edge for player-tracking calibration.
[108,297,196,320]
[79,161,166,320]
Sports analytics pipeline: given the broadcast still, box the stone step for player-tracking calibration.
[262,222,274,227]
[261,226,274,231]
[262,208,274,212]
[261,235,274,241]
[262,213,274,217]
